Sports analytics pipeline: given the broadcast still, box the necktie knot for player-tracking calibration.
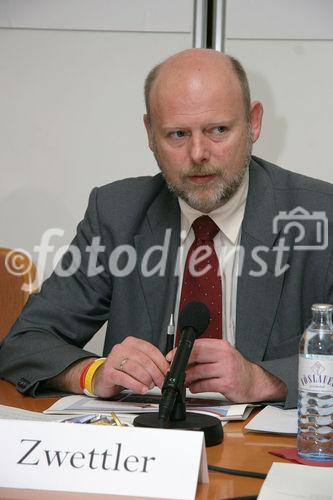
[192,215,219,242]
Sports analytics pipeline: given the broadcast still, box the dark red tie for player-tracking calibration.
[177,215,222,342]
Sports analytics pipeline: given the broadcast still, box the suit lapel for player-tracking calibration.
[134,185,180,352]
[235,159,289,361]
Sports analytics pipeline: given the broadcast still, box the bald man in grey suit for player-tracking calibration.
[1,49,333,408]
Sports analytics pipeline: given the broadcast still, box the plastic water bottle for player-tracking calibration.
[297,303,333,460]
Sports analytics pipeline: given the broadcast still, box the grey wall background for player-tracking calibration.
[1,0,332,352]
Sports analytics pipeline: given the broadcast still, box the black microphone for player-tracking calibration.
[158,301,210,421]
[134,300,223,446]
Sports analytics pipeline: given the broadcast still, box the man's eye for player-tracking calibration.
[170,130,186,139]
[214,126,226,134]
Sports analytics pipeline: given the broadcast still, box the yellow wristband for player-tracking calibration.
[83,357,106,397]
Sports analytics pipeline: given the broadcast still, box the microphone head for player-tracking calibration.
[178,301,210,337]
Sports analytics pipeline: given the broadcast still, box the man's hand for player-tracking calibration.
[46,337,169,398]
[166,338,287,403]
[92,337,169,398]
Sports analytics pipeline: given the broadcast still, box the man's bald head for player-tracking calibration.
[144,48,251,124]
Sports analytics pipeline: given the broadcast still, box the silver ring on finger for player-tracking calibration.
[119,357,129,371]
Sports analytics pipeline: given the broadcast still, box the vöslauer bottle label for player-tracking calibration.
[299,355,333,393]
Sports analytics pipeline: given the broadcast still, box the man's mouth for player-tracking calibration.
[188,174,217,184]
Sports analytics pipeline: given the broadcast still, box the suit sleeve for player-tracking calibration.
[0,187,113,395]
[257,250,333,409]
[257,355,298,408]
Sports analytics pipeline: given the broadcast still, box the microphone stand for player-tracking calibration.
[134,374,223,447]
[168,385,186,422]
[134,301,223,446]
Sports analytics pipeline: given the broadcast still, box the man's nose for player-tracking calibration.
[189,134,210,164]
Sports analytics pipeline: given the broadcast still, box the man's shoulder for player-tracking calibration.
[97,173,165,199]
[252,156,333,198]
[84,173,175,234]
[92,173,167,212]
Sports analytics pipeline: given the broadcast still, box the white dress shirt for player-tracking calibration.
[174,167,249,346]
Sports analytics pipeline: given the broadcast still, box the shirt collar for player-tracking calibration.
[178,167,249,244]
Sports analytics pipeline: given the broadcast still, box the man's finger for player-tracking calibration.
[185,361,219,385]
[115,349,167,388]
[122,337,170,375]
[188,377,222,394]
[110,367,152,394]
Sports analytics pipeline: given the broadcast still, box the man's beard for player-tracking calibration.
[154,143,252,213]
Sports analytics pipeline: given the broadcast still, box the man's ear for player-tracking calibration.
[143,114,154,151]
[249,101,263,143]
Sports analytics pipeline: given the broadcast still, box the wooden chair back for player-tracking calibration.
[0,248,38,341]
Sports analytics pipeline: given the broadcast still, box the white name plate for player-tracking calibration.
[0,419,208,500]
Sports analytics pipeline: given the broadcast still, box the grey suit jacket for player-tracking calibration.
[1,156,333,408]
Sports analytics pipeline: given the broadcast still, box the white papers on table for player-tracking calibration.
[0,404,135,425]
[0,404,69,422]
[258,462,333,499]
[44,389,255,421]
[245,405,297,435]
[190,405,254,421]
